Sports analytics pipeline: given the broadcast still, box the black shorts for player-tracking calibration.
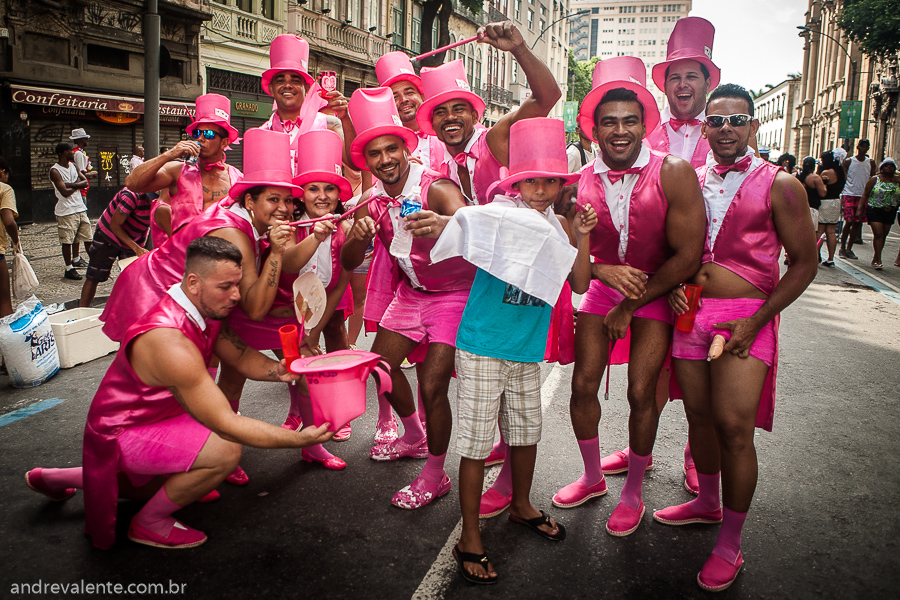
[866,206,898,225]
[85,232,134,282]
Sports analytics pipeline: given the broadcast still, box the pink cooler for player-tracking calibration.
[288,350,392,431]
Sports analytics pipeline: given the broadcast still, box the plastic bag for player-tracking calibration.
[11,241,39,299]
[0,295,60,387]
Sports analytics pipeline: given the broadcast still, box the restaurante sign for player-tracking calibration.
[11,85,194,118]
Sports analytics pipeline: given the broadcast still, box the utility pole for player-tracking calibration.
[144,0,160,159]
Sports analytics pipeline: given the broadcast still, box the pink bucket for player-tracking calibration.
[288,350,392,431]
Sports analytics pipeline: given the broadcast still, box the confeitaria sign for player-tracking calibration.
[11,85,194,117]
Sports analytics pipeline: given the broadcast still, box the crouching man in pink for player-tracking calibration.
[24,237,333,550]
[652,84,817,591]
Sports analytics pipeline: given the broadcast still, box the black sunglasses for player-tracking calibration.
[705,114,752,128]
[190,129,221,140]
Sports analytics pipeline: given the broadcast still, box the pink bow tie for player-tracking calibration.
[453,152,473,168]
[606,167,642,184]
[282,117,302,133]
[712,155,752,176]
[669,118,701,131]
[200,160,226,171]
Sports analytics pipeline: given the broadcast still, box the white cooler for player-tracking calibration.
[48,308,119,368]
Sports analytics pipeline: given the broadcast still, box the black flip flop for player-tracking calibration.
[509,510,567,541]
[452,544,499,585]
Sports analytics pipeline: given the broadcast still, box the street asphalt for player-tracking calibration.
[1,227,899,599]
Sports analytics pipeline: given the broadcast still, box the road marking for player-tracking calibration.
[411,363,570,600]
[0,398,66,427]
[834,259,900,307]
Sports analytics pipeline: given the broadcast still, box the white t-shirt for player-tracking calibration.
[51,163,87,217]
[842,156,874,197]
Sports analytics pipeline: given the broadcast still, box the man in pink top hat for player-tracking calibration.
[552,57,706,538]
[653,84,817,592]
[646,17,721,169]
[416,21,561,206]
[341,87,473,510]
[259,34,353,171]
[127,93,243,232]
[25,237,333,550]
[376,51,445,170]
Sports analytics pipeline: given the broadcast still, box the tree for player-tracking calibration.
[837,0,900,59]
[420,0,485,68]
[568,54,598,106]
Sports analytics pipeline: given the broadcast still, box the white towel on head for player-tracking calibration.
[430,195,577,305]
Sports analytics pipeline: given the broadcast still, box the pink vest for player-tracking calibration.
[84,294,220,549]
[169,161,243,233]
[149,199,169,249]
[101,200,256,342]
[367,169,476,292]
[578,150,672,274]
[697,161,782,294]
[646,123,711,169]
[435,129,503,206]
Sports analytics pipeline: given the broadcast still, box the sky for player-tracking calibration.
[689,0,808,92]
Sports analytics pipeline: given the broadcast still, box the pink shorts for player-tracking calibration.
[578,279,674,324]
[380,280,470,347]
[228,306,299,352]
[118,413,211,483]
[672,297,776,366]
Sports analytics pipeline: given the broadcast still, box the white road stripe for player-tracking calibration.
[411,363,570,600]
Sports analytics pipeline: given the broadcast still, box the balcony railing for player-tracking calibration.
[454,1,486,26]
[288,8,388,65]
[482,83,513,106]
[488,6,508,23]
[208,3,282,45]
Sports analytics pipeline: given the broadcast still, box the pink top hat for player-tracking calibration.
[376,52,424,94]
[495,118,581,193]
[262,34,315,95]
[229,128,302,200]
[651,17,720,93]
[348,87,419,171]
[415,60,486,136]
[293,129,353,201]
[186,93,240,144]
[578,56,660,142]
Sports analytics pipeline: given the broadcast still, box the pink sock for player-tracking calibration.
[40,467,83,490]
[376,393,394,423]
[493,424,508,455]
[287,384,302,418]
[491,459,513,496]
[296,389,333,461]
[420,452,446,483]
[691,472,721,512]
[416,384,427,422]
[133,486,181,536]
[619,448,651,509]
[399,413,425,444]
[712,508,747,563]
[576,437,604,487]
[684,441,695,470]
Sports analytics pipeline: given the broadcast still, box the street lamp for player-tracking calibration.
[797,25,857,100]
[531,8,591,50]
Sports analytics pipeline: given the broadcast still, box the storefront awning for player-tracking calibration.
[10,85,195,118]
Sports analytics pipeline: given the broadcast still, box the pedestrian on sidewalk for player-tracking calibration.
[79,187,154,307]
[856,158,900,270]
[70,128,97,199]
[49,142,91,280]
[0,156,20,318]
[840,139,876,260]
[129,145,144,172]
[816,150,845,267]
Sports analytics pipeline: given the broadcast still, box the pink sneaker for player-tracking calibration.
[697,551,743,592]
[652,501,722,526]
[601,449,654,475]
[683,464,699,496]
[479,488,513,518]
[391,472,451,509]
[128,519,207,549]
[369,436,428,461]
[197,490,220,503]
[225,466,249,486]
[333,424,352,442]
[552,478,608,508]
[484,449,506,467]
[606,501,645,536]
[374,416,399,445]
[25,468,76,502]
[281,415,303,431]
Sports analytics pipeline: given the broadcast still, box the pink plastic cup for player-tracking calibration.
[279,324,300,364]
[675,283,702,332]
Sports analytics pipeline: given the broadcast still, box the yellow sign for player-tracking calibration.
[98,150,116,172]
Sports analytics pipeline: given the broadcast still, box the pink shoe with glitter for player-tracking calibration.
[479,488,512,518]
[25,468,76,502]
[369,436,428,461]
[281,415,303,431]
[606,501,645,536]
[374,416,398,445]
[391,472,451,509]
[552,478,608,508]
[225,466,249,486]
[697,551,743,592]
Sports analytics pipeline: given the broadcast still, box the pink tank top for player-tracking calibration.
[697,161,782,294]
[272,222,348,308]
[368,169,476,292]
[101,200,256,342]
[577,150,672,274]
[149,199,169,248]
[84,294,220,549]
[435,128,503,206]
[646,123,711,169]
[169,161,243,233]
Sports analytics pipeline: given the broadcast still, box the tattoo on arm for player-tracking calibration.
[221,323,248,352]
[267,259,278,287]
[267,369,279,381]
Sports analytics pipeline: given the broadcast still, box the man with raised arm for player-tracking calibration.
[552,58,706,540]
[653,84,817,592]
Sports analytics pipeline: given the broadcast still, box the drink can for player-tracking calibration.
[319,71,337,93]
[400,197,422,218]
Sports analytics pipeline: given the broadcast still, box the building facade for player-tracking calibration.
[753,78,800,160]
[0,0,209,221]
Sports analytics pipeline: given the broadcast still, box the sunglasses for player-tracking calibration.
[190,129,221,140]
[705,114,752,128]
